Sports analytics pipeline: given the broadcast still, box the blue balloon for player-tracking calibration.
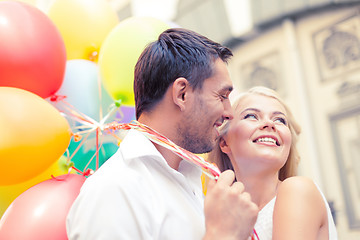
[57,59,114,122]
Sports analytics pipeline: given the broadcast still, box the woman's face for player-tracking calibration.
[221,94,292,173]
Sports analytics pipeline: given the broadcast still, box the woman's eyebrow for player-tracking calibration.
[240,108,286,116]
[240,108,260,115]
[273,111,286,116]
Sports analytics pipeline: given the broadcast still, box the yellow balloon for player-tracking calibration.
[198,153,211,195]
[47,0,118,61]
[98,17,170,106]
[0,156,75,218]
[0,87,71,185]
[201,172,209,195]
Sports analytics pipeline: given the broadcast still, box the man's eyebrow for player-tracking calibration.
[221,86,233,92]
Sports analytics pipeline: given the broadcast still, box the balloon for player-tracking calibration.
[198,153,210,195]
[0,0,36,6]
[99,16,170,106]
[201,172,209,195]
[48,0,119,61]
[0,173,86,240]
[0,1,66,98]
[0,87,71,185]
[118,105,136,124]
[54,58,136,173]
[64,105,134,172]
[67,136,118,172]
[0,156,74,218]
[56,59,114,122]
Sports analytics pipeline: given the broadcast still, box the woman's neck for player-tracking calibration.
[237,173,280,210]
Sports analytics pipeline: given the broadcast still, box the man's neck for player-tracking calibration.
[137,115,183,170]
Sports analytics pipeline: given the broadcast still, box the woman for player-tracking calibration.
[208,86,337,240]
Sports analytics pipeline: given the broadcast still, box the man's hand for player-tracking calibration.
[203,170,258,240]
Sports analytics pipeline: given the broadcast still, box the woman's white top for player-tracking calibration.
[254,184,338,240]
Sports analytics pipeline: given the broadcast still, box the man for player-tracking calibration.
[67,28,258,240]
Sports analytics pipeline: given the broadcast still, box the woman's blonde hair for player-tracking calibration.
[208,86,301,181]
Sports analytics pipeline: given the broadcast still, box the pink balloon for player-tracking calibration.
[0,174,86,240]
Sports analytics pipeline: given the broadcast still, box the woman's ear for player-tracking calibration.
[172,77,189,111]
[219,137,231,154]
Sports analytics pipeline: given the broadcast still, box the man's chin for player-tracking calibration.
[183,144,212,154]
[193,142,215,154]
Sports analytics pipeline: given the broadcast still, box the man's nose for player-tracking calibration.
[223,100,233,120]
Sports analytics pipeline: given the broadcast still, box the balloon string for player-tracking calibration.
[108,132,122,145]
[51,96,219,178]
[50,94,121,131]
[59,96,97,124]
[97,74,103,121]
[50,94,122,177]
[134,121,220,178]
[64,148,70,161]
[50,94,98,126]
[96,128,99,170]
[250,229,260,240]
[59,112,95,130]
[104,121,221,179]
[68,131,91,162]
[71,127,97,139]
[99,104,118,126]
[82,134,104,172]
[71,166,83,175]
[71,166,93,177]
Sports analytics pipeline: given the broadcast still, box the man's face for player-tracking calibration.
[177,59,233,154]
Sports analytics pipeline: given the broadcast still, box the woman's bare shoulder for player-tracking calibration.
[276,176,325,216]
[278,176,318,195]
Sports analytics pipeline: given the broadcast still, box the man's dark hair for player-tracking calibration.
[134,28,233,119]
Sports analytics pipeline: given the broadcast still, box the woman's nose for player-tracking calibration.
[260,119,275,130]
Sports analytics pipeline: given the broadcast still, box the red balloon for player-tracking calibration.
[0,174,86,240]
[0,1,66,98]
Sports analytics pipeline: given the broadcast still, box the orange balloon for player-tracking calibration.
[0,87,71,185]
[0,156,74,218]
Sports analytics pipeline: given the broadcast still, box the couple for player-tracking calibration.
[67,28,337,240]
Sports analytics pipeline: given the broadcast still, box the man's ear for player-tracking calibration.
[219,137,231,154]
[172,77,189,111]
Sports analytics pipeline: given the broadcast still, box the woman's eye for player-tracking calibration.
[274,117,287,125]
[244,113,257,120]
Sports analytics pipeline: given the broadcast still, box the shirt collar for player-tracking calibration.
[119,129,202,180]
